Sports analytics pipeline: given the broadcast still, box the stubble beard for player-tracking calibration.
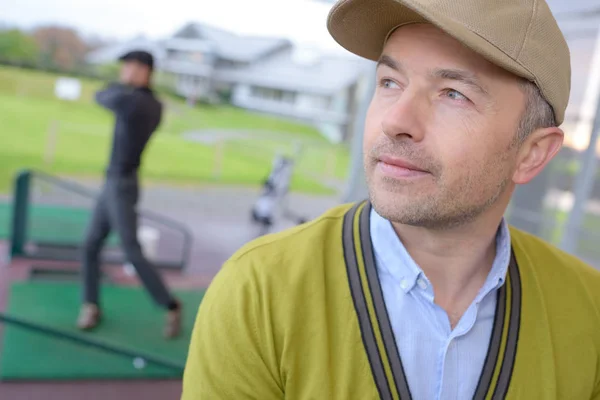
[365,153,512,231]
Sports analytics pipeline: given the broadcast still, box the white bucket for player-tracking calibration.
[123,225,160,276]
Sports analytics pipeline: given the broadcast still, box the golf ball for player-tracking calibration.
[133,357,146,369]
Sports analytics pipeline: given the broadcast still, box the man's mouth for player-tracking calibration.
[376,155,431,178]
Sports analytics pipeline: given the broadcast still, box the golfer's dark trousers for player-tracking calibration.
[81,175,174,308]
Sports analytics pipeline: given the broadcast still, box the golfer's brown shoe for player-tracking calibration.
[77,303,101,330]
[164,301,182,339]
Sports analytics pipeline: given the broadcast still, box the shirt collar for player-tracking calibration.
[370,208,422,293]
[477,218,510,302]
[370,207,511,299]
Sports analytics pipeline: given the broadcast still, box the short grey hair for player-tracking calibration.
[515,80,556,145]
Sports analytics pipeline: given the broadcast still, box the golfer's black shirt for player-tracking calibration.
[95,83,163,176]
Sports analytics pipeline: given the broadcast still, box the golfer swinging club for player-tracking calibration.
[77,50,182,338]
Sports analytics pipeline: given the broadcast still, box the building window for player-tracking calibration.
[191,52,203,63]
[250,86,296,104]
[311,95,332,110]
[168,49,204,63]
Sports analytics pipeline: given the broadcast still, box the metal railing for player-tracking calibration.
[9,169,193,271]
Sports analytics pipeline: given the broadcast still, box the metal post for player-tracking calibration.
[10,170,31,259]
[342,63,376,203]
[560,27,600,253]
[560,100,600,253]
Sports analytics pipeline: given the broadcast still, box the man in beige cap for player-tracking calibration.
[181,0,600,399]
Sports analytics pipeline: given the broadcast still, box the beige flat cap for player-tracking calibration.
[327,0,571,125]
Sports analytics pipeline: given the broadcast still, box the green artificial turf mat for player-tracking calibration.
[0,281,205,380]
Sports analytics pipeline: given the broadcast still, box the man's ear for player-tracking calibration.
[512,127,564,185]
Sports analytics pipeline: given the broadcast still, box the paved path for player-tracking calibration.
[183,129,328,146]
[136,183,341,279]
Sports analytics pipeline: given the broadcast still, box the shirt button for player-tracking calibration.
[400,279,409,290]
[417,278,427,290]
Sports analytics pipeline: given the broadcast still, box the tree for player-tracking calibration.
[32,26,89,71]
[0,29,39,65]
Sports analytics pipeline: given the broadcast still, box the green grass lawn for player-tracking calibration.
[0,65,349,195]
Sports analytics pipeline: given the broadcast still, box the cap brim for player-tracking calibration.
[327,0,534,83]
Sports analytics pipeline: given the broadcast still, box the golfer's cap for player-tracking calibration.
[327,0,571,125]
[119,50,154,70]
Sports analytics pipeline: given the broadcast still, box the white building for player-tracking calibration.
[86,22,371,143]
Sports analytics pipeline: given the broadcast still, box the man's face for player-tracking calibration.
[119,60,149,86]
[364,23,527,229]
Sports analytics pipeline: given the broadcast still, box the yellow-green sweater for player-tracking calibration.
[182,201,600,399]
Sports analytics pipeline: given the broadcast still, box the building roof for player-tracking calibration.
[215,47,370,95]
[162,37,216,54]
[173,22,292,63]
[84,22,369,96]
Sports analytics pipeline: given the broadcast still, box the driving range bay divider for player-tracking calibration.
[8,169,193,272]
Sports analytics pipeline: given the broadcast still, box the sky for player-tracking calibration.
[4,0,599,54]
[4,0,600,52]
[3,0,344,51]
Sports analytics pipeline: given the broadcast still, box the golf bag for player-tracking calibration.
[250,154,307,234]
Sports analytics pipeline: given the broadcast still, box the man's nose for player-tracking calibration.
[380,89,427,142]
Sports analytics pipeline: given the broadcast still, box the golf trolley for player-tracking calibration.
[250,154,308,236]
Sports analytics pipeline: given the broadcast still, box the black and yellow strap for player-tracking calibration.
[342,201,522,400]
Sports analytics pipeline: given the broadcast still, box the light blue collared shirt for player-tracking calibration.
[370,208,511,400]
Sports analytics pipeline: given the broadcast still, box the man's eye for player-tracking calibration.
[444,89,468,101]
[379,79,400,89]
